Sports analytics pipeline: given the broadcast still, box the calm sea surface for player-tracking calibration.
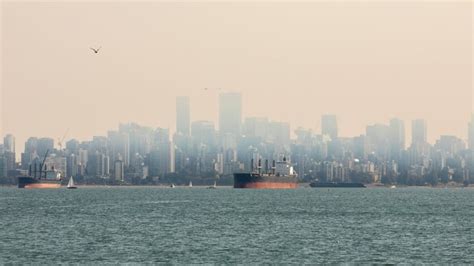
[0,186,473,264]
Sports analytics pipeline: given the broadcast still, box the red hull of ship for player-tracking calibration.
[24,183,61,189]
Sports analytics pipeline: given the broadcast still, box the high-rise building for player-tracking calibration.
[66,154,78,177]
[268,121,291,146]
[148,128,175,176]
[37,138,54,158]
[114,160,124,181]
[108,130,130,167]
[243,117,269,139]
[192,120,216,146]
[435,135,465,155]
[3,151,16,176]
[21,137,39,170]
[148,146,175,176]
[0,154,6,179]
[412,119,427,145]
[86,151,109,177]
[321,115,338,140]
[66,139,80,154]
[3,134,15,153]
[176,96,190,136]
[366,123,390,159]
[24,137,38,154]
[3,134,16,175]
[389,118,405,161]
[219,92,242,137]
[468,114,474,150]
[353,135,369,160]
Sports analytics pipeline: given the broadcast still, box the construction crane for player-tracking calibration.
[57,128,69,151]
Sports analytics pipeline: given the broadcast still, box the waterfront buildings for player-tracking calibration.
[0,98,473,186]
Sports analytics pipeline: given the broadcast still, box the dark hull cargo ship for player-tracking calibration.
[18,149,62,189]
[18,176,61,189]
[309,182,366,188]
[234,158,298,189]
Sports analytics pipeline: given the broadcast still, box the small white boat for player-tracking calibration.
[170,184,176,188]
[207,181,217,189]
[189,181,192,188]
[67,176,77,189]
[390,185,396,189]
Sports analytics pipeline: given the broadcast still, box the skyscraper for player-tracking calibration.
[219,92,242,137]
[176,96,190,136]
[148,128,175,176]
[192,120,216,146]
[108,130,130,167]
[389,118,405,160]
[3,134,16,175]
[321,115,338,140]
[412,119,427,145]
[366,123,390,159]
[469,114,474,150]
[36,138,54,158]
[3,134,15,153]
[243,117,269,139]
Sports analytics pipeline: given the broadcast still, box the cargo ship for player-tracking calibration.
[234,158,298,189]
[18,174,62,189]
[309,181,366,188]
[18,149,62,189]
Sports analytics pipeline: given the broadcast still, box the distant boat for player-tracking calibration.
[390,185,396,189]
[170,184,175,188]
[66,176,77,189]
[189,181,192,188]
[207,181,217,189]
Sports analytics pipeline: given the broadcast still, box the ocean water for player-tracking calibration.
[0,186,473,264]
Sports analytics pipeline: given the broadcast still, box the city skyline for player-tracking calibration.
[1,99,473,187]
[2,94,474,157]
[1,2,472,153]
[2,94,474,160]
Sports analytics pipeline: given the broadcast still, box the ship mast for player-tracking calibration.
[39,149,49,179]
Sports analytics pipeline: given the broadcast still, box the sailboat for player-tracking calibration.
[207,181,217,189]
[67,176,77,189]
[188,181,192,188]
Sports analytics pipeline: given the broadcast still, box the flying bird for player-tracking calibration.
[90,47,101,54]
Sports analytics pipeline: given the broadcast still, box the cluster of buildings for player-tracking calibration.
[1,92,474,186]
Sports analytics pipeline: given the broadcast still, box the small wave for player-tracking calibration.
[143,200,192,204]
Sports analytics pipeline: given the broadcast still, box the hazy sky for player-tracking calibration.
[1,1,473,153]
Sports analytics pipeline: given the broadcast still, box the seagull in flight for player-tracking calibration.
[90,46,101,54]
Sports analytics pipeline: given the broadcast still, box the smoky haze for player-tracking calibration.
[1,1,473,153]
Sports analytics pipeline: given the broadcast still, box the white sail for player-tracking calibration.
[67,176,75,187]
[189,181,192,187]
